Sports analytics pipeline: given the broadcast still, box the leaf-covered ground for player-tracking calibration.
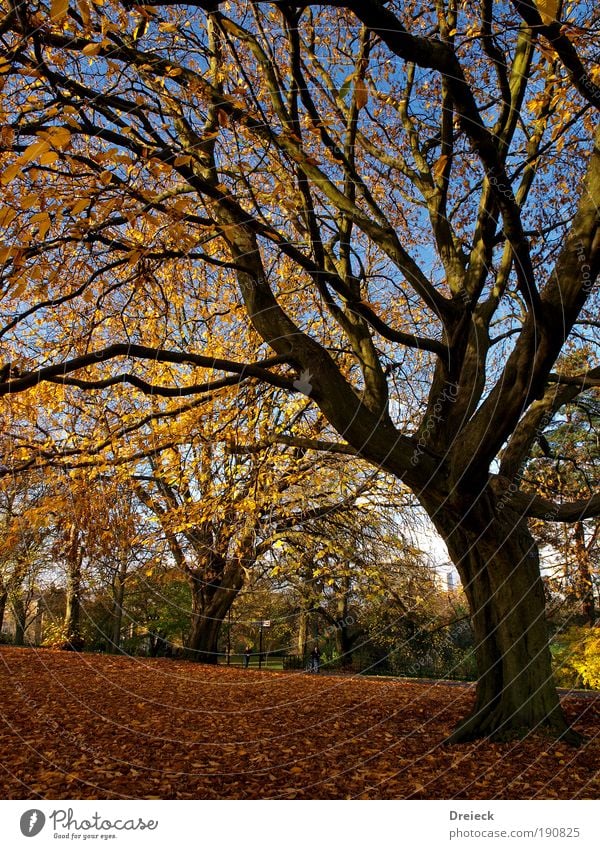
[0,647,598,799]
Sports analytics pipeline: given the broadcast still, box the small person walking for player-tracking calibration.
[244,644,252,669]
[310,643,321,673]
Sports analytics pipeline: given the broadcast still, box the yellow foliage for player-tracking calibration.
[536,0,560,25]
[552,627,600,690]
[50,0,69,23]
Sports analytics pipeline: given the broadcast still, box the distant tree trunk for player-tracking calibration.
[297,609,309,662]
[63,565,83,650]
[428,493,578,743]
[110,565,128,651]
[297,571,320,663]
[148,630,167,657]
[62,527,84,651]
[186,560,244,663]
[335,575,353,667]
[11,595,26,646]
[573,522,595,624]
[335,618,353,666]
[0,587,7,635]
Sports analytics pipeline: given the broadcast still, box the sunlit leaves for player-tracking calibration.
[0,0,596,494]
[355,79,369,110]
[536,0,560,25]
[76,0,92,29]
[50,0,70,23]
[82,42,103,56]
[431,154,449,182]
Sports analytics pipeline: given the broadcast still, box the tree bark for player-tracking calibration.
[0,587,7,635]
[297,608,309,663]
[335,583,353,667]
[186,561,243,663]
[110,567,127,652]
[335,619,353,666]
[62,532,84,651]
[426,492,580,743]
[11,595,26,646]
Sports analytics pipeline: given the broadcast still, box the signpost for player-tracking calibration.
[227,608,231,666]
[258,620,271,669]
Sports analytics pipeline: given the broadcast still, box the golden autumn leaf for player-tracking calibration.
[76,0,91,28]
[0,245,19,262]
[70,198,90,214]
[82,42,103,55]
[19,139,51,164]
[50,0,70,22]
[355,79,369,109]
[0,163,21,185]
[0,207,17,227]
[21,194,39,209]
[44,126,72,149]
[30,211,52,239]
[536,0,560,25]
[39,150,60,165]
[432,154,449,180]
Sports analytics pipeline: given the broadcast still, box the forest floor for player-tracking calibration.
[0,646,598,800]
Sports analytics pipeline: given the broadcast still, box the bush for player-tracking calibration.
[552,626,600,690]
[41,621,68,648]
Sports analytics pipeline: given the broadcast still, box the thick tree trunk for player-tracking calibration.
[188,610,223,663]
[63,556,84,651]
[427,493,580,743]
[186,562,243,663]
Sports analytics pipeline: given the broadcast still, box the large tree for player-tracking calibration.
[0,1,599,740]
[133,427,376,662]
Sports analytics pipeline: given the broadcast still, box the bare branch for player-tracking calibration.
[0,346,294,397]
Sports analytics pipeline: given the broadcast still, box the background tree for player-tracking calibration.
[267,483,421,666]
[81,483,149,651]
[0,473,50,644]
[132,419,377,661]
